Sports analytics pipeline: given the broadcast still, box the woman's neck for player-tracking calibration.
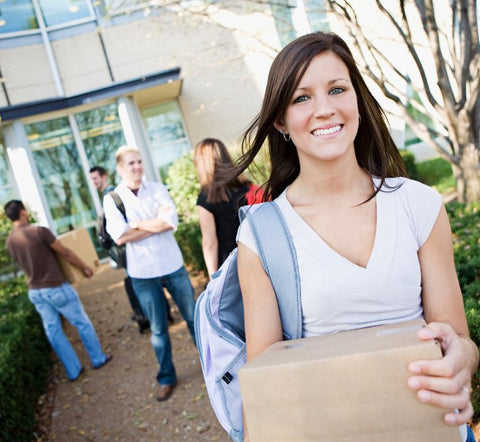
[288,163,372,207]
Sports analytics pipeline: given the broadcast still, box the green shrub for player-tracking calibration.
[399,150,418,180]
[175,221,207,276]
[0,209,51,440]
[164,153,206,275]
[165,152,200,223]
[446,201,480,417]
[0,209,21,279]
[417,157,456,194]
[0,278,52,442]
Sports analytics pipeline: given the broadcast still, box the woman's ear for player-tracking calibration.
[273,121,286,134]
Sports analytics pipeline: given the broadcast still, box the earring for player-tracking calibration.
[282,131,291,142]
[358,114,362,124]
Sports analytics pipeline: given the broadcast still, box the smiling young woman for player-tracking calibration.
[217,31,478,442]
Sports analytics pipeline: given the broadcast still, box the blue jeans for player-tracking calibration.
[131,265,195,386]
[28,282,107,380]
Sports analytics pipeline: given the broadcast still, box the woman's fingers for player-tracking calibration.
[407,322,474,425]
[444,402,474,426]
[407,371,468,396]
[411,384,471,410]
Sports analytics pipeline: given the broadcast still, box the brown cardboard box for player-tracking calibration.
[56,228,100,284]
[239,319,462,442]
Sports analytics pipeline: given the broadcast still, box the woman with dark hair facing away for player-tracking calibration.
[227,32,478,441]
[194,138,261,277]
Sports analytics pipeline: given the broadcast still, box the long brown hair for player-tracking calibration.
[223,31,406,201]
[194,138,249,204]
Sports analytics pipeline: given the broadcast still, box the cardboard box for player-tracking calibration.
[239,320,461,442]
[56,228,100,284]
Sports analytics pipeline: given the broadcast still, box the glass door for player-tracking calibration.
[74,103,127,258]
[25,117,96,234]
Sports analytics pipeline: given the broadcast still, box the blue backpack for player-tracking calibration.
[194,202,302,441]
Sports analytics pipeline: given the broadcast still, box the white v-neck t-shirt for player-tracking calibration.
[237,177,443,338]
[237,177,469,441]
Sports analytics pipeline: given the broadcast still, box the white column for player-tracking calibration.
[117,96,158,181]
[292,0,312,35]
[4,122,55,229]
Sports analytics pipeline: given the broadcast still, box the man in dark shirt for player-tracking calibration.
[5,200,112,381]
[89,165,115,195]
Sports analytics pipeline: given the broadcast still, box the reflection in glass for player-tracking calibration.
[96,0,152,17]
[25,117,96,234]
[270,0,296,48]
[38,0,91,27]
[141,101,191,180]
[75,102,126,189]
[0,0,38,34]
[304,0,329,32]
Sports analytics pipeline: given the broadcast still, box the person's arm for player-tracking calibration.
[118,184,178,244]
[116,210,174,245]
[115,227,153,245]
[50,241,93,278]
[408,205,479,425]
[238,241,283,441]
[197,206,218,276]
[104,189,175,245]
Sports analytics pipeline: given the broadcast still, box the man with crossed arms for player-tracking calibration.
[103,146,195,401]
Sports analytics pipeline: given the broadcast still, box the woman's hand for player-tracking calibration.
[407,322,478,425]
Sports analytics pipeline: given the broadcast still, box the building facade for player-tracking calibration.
[1,0,433,245]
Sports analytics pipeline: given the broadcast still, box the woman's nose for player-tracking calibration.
[313,96,335,118]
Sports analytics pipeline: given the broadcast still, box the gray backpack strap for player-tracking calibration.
[245,202,302,340]
[107,191,127,222]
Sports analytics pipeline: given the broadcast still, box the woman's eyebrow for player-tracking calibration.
[296,77,350,90]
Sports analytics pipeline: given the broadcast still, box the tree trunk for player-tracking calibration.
[452,143,480,203]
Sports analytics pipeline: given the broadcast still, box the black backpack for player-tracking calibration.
[97,191,127,269]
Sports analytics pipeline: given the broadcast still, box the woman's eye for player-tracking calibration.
[329,87,345,95]
[293,95,308,104]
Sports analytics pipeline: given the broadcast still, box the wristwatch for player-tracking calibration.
[128,220,139,229]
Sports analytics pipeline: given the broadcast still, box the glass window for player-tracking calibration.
[25,117,96,234]
[270,0,329,47]
[141,101,191,180]
[75,102,126,189]
[38,0,91,27]
[270,1,297,48]
[0,136,18,202]
[304,0,329,32]
[0,0,38,34]
[96,0,152,17]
